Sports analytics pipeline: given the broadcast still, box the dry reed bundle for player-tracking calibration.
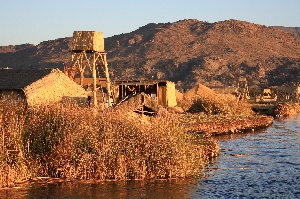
[178,84,253,116]
[49,109,214,180]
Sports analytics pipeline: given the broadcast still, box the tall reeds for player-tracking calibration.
[0,100,29,187]
[0,101,218,187]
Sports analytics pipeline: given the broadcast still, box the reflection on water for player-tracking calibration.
[0,178,200,199]
[1,115,300,198]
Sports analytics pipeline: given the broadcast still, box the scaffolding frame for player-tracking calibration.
[67,31,111,108]
[69,50,111,107]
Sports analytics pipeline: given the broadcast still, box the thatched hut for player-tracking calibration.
[0,68,87,106]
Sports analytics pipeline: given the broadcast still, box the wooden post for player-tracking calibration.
[79,53,84,86]
[156,83,159,104]
[93,53,97,107]
[103,53,111,107]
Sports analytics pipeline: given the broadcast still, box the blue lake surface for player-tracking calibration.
[195,114,300,198]
[1,114,300,198]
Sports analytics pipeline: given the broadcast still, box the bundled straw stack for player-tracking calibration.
[178,83,253,116]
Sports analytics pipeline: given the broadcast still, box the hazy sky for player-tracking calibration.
[1,0,299,46]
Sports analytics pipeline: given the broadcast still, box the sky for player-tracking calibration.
[1,0,300,46]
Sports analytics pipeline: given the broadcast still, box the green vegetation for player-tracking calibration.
[0,100,218,187]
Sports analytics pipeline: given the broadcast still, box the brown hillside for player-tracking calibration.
[0,19,300,90]
[272,26,300,38]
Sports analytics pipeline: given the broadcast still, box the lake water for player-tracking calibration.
[1,114,300,198]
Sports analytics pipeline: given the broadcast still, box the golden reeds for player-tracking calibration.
[0,100,218,187]
[0,100,29,187]
[274,103,300,117]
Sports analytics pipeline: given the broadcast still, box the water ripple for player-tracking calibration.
[196,114,300,198]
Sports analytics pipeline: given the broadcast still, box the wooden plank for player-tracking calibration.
[74,78,107,86]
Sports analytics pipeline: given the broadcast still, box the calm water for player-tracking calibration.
[1,114,300,198]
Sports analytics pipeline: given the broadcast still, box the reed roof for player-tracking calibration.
[0,68,87,106]
[23,68,87,106]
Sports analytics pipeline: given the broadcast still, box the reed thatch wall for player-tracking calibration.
[24,69,87,106]
[211,86,236,94]
[166,81,177,107]
[72,31,104,52]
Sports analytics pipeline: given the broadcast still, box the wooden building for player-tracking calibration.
[0,68,87,106]
[115,80,177,107]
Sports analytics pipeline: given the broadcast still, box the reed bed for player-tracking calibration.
[179,113,274,136]
[174,83,274,136]
[0,100,29,187]
[0,101,218,187]
[273,103,300,117]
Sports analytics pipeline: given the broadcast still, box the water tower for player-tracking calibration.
[68,31,111,107]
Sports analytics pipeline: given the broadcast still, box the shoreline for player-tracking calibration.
[186,115,274,136]
[186,102,300,136]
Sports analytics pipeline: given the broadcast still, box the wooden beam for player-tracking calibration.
[93,53,97,107]
[74,78,107,86]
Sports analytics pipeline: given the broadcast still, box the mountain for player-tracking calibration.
[272,26,300,38]
[1,19,300,90]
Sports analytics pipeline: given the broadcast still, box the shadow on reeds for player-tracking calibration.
[0,100,218,187]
